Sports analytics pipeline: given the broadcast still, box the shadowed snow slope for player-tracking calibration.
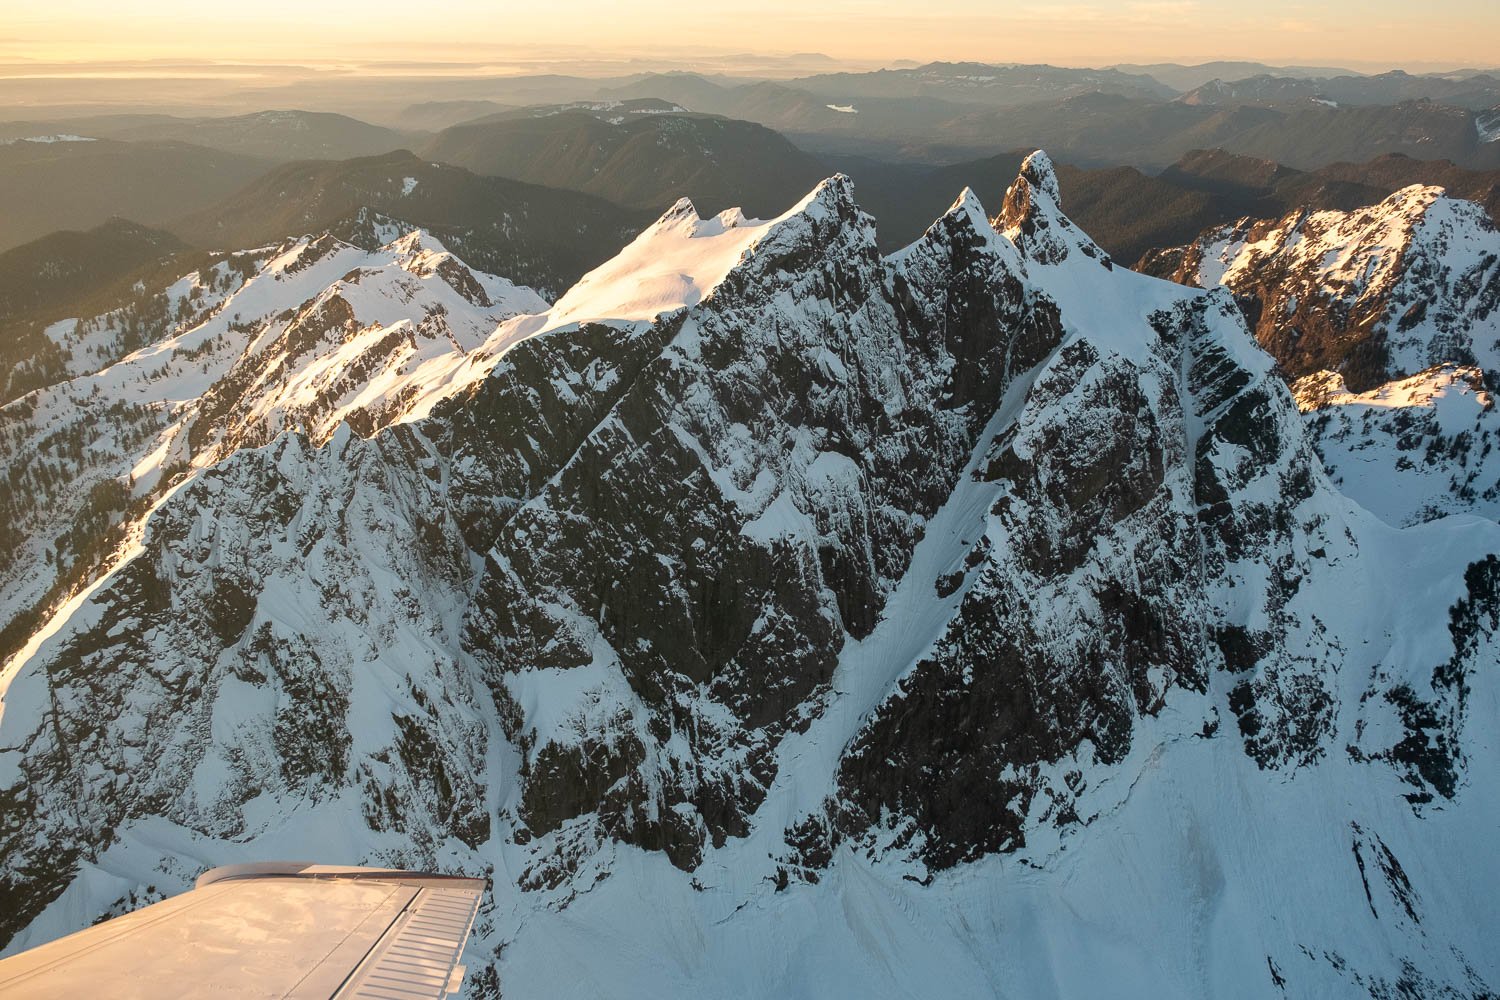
[1,154,1498,1000]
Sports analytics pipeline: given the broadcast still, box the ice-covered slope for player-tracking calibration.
[542,198,773,328]
[1160,184,1500,526]
[1,154,1497,999]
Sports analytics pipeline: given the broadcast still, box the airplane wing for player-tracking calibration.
[0,863,485,999]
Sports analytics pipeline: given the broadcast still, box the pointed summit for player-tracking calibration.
[890,184,1022,275]
[1018,150,1062,207]
[791,172,860,220]
[654,196,702,230]
[949,186,993,230]
[993,149,1110,268]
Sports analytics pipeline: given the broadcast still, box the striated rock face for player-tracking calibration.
[464,178,1071,870]
[1,154,1498,998]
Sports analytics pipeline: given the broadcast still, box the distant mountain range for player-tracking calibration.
[1109,61,1365,91]
[170,150,648,299]
[1175,70,1500,110]
[0,136,270,251]
[419,104,830,218]
[0,110,417,162]
[595,73,1500,169]
[781,61,1176,104]
[3,71,1496,297]
[3,128,1495,318]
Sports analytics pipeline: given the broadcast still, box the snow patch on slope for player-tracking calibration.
[1296,365,1500,525]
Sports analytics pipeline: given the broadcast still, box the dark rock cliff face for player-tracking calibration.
[1,156,1497,996]
[462,179,1070,870]
[826,266,1349,870]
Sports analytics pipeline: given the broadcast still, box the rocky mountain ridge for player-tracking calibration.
[1148,181,1500,527]
[0,226,545,664]
[0,153,1496,998]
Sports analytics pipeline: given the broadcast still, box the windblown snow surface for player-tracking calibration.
[1,154,1498,999]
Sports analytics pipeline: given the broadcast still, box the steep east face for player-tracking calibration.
[0,154,1497,999]
[462,175,1069,872]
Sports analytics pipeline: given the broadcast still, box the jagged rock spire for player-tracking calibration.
[992,149,1110,268]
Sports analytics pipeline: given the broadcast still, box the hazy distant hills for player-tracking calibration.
[1177,70,1500,110]
[1215,100,1500,170]
[1109,61,1363,91]
[420,107,830,217]
[5,58,1497,294]
[0,110,416,162]
[86,110,418,160]
[170,149,648,297]
[598,70,1500,170]
[392,100,515,131]
[0,137,271,251]
[0,219,187,327]
[601,76,930,135]
[827,94,1500,169]
[784,61,1176,104]
[0,110,422,250]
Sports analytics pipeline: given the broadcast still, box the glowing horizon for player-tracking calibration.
[5,0,1498,76]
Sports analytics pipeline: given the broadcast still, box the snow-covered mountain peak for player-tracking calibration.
[1204,183,1448,292]
[785,171,861,220]
[530,201,770,333]
[525,174,873,339]
[946,186,994,233]
[1151,181,1500,530]
[992,149,1111,268]
[641,196,756,243]
[889,183,1024,284]
[3,159,1500,998]
[0,232,549,653]
[1018,148,1061,205]
[381,226,446,259]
